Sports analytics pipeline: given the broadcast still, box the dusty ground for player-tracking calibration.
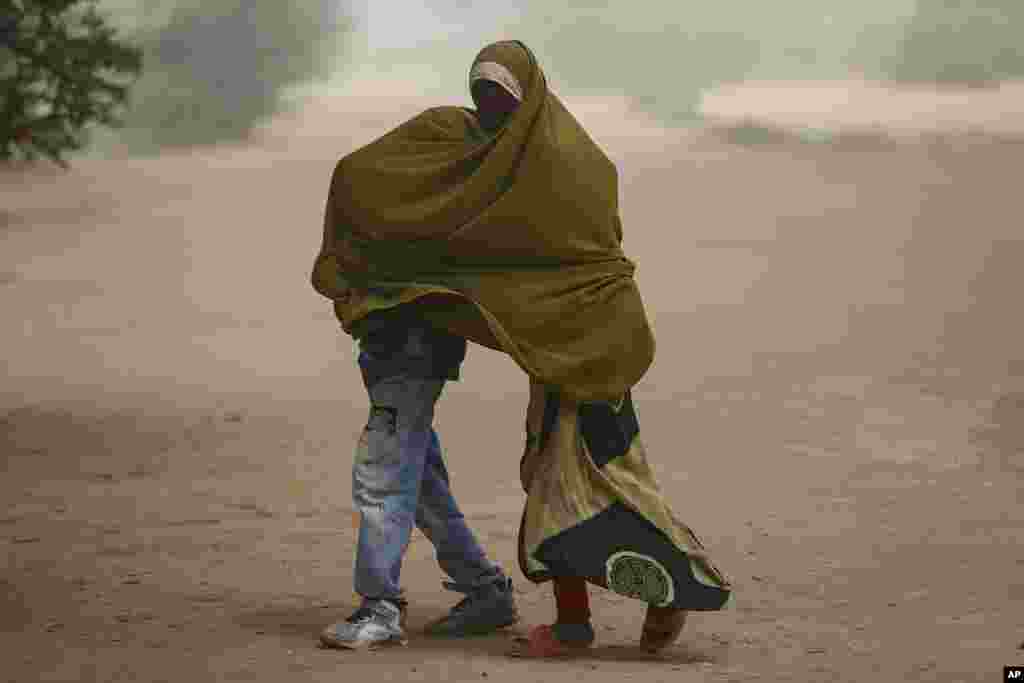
[2,81,1023,682]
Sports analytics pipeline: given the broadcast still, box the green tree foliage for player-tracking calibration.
[1,0,142,165]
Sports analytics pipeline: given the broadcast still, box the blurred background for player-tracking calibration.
[78,0,1024,152]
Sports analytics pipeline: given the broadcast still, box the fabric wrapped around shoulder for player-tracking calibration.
[518,381,732,610]
[311,40,653,403]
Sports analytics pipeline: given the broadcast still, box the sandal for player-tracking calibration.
[509,624,594,658]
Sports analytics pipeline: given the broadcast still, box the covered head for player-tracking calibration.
[469,41,531,100]
[469,42,527,130]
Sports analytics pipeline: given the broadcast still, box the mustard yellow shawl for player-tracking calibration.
[311,41,654,402]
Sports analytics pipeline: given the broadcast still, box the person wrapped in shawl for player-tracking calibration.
[312,40,732,656]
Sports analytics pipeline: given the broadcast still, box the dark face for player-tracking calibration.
[471,79,520,132]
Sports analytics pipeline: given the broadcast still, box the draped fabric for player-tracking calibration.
[311,41,654,402]
[518,382,732,610]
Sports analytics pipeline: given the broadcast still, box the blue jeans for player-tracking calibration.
[352,321,500,601]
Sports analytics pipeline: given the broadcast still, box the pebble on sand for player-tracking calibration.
[12,535,41,543]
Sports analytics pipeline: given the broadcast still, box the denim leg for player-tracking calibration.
[414,428,499,586]
[352,374,444,601]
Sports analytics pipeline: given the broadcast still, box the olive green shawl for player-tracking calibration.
[311,41,654,402]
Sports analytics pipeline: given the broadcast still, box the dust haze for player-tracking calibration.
[2,3,1023,682]
[90,1,1024,150]
[92,0,352,152]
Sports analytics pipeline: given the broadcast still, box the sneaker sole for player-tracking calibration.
[319,633,408,650]
[424,613,520,638]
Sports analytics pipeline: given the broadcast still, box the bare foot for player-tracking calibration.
[640,605,687,652]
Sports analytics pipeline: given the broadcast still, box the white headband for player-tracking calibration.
[469,61,523,102]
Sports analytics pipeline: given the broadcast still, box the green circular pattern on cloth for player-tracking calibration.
[605,551,674,607]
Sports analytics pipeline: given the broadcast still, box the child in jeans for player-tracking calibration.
[319,311,519,649]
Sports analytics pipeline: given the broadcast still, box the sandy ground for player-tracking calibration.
[2,81,1023,682]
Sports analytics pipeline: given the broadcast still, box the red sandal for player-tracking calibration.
[509,624,594,658]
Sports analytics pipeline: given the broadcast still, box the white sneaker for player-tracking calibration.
[320,599,408,649]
